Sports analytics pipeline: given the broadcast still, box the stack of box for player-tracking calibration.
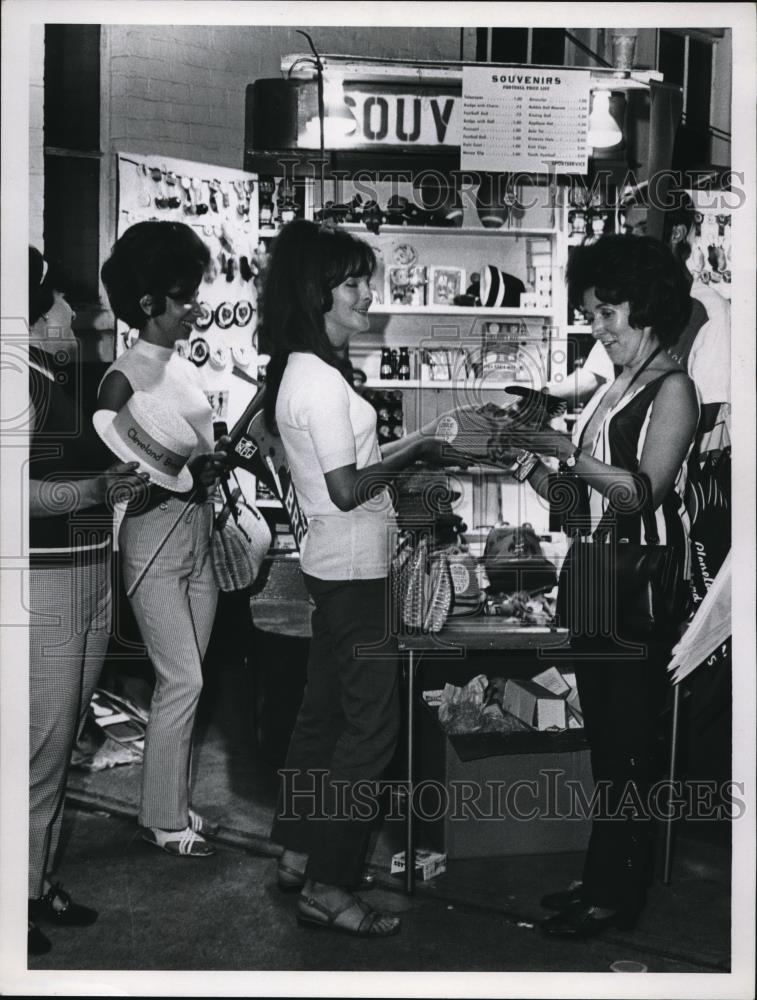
[524,238,553,310]
[502,666,583,731]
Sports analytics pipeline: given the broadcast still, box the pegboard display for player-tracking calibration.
[686,192,732,299]
[115,151,268,504]
[115,152,265,431]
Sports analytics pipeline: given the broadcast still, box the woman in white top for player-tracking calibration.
[261,220,466,937]
[97,222,229,857]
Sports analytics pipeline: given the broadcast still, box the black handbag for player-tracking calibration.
[557,472,689,641]
[482,522,558,595]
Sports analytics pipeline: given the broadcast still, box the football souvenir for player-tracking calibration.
[234,300,254,326]
[189,337,210,366]
[194,301,213,331]
[215,302,235,330]
[209,345,230,371]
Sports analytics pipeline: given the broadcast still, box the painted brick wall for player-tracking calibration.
[29,25,45,250]
[106,24,467,168]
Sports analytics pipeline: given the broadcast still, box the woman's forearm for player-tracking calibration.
[29,477,102,517]
[526,451,644,509]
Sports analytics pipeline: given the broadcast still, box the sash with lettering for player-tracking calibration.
[227,387,308,551]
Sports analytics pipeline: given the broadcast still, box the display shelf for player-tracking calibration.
[365,378,539,390]
[371,304,553,318]
[257,223,558,240]
[342,223,558,238]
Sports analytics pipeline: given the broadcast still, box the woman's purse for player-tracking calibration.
[482,522,558,595]
[392,535,454,633]
[211,478,272,592]
[557,472,689,640]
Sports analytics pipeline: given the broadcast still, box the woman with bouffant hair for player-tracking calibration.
[96,221,229,859]
[513,234,698,939]
[261,220,467,937]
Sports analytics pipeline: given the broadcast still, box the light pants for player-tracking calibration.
[29,549,111,897]
[119,497,217,831]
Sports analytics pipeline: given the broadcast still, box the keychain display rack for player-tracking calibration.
[115,152,264,429]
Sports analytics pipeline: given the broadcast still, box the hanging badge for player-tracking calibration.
[190,337,210,366]
[209,345,230,371]
[194,301,214,332]
[234,300,254,326]
[214,302,235,330]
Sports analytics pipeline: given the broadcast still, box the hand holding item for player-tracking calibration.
[94,461,151,508]
[417,436,474,468]
[510,427,576,463]
[190,438,230,488]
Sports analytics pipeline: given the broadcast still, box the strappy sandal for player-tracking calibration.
[277,861,377,894]
[141,825,215,857]
[188,809,219,836]
[297,895,400,937]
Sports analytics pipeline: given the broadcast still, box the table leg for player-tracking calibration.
[405,649,415,895]
[663,682,681,885]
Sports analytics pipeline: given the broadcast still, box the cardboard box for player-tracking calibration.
[390,849,447,882]
[503,678,568,731]
[417,702,593,859]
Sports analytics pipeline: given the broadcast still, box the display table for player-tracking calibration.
[249,591,580,894]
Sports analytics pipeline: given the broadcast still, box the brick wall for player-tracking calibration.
[105,24,467,168]
[29,25,44,250]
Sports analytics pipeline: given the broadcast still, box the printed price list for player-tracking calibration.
[461,66,590,173]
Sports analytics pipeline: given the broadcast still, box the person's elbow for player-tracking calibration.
[328,488,357,512]
[325,478,357,511]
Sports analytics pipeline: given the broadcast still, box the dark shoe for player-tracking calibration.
[297,895,400,937]
[540,901,637,939]
[28,920,52,955]
[277,862,376,894]
[540,882,584,911]
[29,883,98,926]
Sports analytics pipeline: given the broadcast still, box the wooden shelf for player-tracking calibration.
[340,223,558,238]
[257,224,557,239]
[365,378,537,390]
[371,305,553,318]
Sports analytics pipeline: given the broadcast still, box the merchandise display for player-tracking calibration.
[116,151,263,498]
[19,23,738,969]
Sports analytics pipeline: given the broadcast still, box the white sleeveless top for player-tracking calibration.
[101,338,214,458]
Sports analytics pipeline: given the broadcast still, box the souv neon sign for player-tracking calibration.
[335,91,461,147]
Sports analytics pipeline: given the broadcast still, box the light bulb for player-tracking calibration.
[302,72,357,148]
[587,91,622,150]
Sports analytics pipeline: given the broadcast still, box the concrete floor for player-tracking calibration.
[7,647,743,995]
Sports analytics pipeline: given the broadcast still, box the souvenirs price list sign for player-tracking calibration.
[461,66,591,173]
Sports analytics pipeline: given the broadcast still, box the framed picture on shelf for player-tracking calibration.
[429,266,465,306]
[387,266,412,306]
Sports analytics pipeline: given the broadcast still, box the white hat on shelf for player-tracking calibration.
[93,391,196,492]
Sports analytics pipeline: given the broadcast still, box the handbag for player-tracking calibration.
[482,522,558,595]
[211,478,272,592]
[392,535,454,633]
[557,472,689,640]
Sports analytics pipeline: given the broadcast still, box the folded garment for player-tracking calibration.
[434,392,566,464]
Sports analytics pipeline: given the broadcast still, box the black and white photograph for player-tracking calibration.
[1,2,755,997]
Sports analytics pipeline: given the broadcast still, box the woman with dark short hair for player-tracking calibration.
[262,220,468,937]
[97,222,229,858]
[514,235,698,938]
[27,247,148,955]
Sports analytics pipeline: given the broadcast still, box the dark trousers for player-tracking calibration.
[574,638,671,914]
[270,574,399,887]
